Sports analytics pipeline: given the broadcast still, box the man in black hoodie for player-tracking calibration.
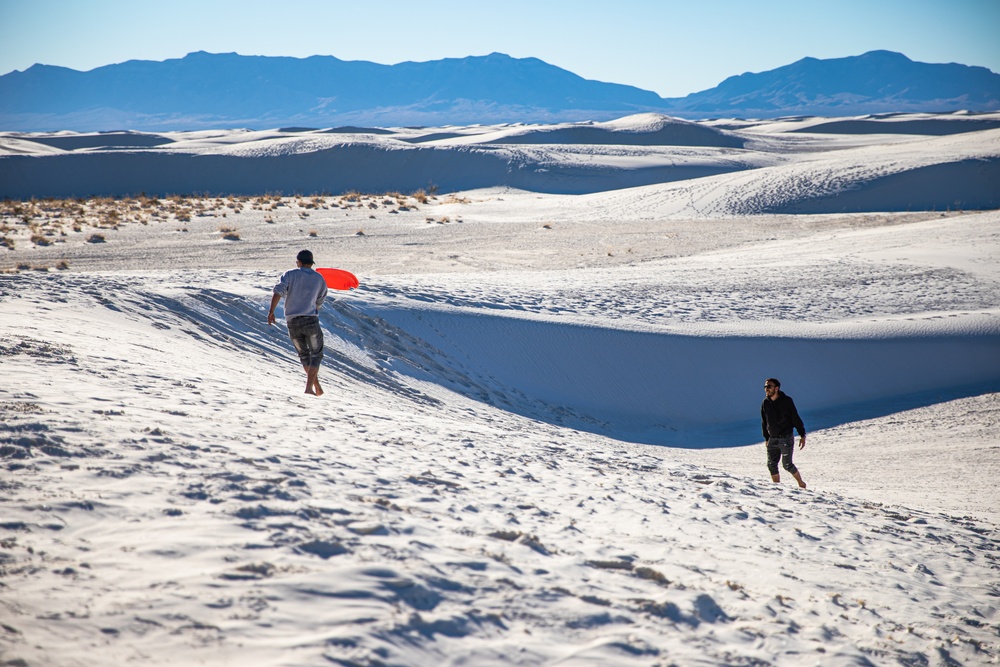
[761,378,807,488]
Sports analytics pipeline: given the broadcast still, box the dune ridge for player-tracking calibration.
[3,112,999,207]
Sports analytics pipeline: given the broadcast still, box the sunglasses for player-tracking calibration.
[764,385,776,389]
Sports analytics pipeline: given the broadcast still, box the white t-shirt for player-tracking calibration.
[272,267,328,319]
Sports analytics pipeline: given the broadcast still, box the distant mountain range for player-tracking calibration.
[2,50,999,131]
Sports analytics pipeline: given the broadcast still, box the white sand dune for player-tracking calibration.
[478,114,746,147]
[3,112,999,204]
[1,112,999,666]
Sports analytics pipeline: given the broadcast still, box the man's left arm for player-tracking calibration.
[789,397,806,449]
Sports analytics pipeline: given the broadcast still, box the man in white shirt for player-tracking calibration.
[268,249,328,395]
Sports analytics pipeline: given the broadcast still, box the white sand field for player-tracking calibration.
[1,113,999,666]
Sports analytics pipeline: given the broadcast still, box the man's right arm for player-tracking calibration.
[269,271,291,325]
[761,403,769,441]
[267,293,281,325]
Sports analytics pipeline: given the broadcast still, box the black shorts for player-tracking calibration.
[287,316,324,367]
[767,435,798,475]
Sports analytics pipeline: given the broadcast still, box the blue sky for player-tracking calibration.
[1,0,998,97]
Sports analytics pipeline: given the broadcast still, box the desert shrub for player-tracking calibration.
[87,234,106,243]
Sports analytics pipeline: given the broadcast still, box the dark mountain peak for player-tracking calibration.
[1,50,997,130]
[672,50,1000,117]
[0,50,668,130]
[414,52,563,73]
[18,62,74,75]
[857,49,912,61]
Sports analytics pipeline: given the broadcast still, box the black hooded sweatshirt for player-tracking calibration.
[761,391,806,440]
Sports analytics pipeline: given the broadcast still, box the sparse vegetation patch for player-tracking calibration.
[0,191,450,271]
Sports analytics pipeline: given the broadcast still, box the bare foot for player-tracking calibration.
[304,367,322,396]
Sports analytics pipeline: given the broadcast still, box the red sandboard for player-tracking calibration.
[317,268,359,290]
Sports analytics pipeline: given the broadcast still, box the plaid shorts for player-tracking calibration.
[287,316,323,367]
